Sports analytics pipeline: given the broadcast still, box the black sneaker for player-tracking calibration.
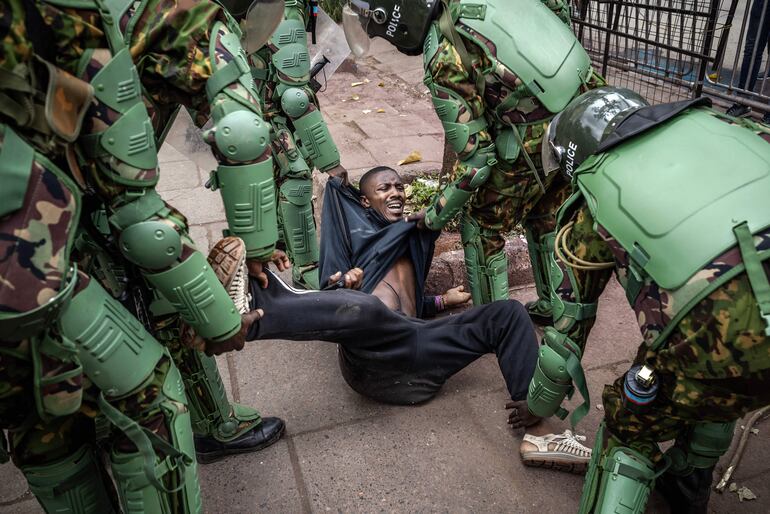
[195,417,286,464]
[726,103,751,118]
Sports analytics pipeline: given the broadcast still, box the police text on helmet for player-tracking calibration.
[565,142,578,176]
[386,5,402,37]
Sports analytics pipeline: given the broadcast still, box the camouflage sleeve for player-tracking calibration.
[426,36,493,161]
[554,200,615,351]
[125,0,254,125]
[0,0,33,74]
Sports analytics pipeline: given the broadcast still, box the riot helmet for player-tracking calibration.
[542,86,649,179]
[343,0,441,57]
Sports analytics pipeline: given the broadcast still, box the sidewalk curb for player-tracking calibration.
[425,237,534,295]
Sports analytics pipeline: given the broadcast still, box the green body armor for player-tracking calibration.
[454,0,592,113]
[576,109,770,290]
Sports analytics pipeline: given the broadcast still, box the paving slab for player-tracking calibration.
[360,135,444,171]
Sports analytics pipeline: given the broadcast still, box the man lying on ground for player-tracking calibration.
[199,169,592,471]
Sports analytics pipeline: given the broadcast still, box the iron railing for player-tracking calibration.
[570,0,769,116]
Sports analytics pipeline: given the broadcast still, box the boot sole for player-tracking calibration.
[522,456,588,475]
[195,423,286,465]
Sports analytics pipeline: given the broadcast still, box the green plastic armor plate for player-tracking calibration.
[457,0,591,112]
[577,109,770,289]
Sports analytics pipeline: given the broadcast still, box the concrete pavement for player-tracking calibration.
[3,33,770,514]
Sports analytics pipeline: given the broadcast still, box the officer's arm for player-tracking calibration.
[423,30,495,231]
[265,0,341,172]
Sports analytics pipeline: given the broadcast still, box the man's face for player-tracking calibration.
[361,170,406,223]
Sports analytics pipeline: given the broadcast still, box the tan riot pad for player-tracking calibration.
[40,58,94,142]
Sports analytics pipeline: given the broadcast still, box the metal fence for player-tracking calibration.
[570,0,769,116]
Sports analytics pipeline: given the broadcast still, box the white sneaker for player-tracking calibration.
[520,430,592,474]
[207,236,251,314]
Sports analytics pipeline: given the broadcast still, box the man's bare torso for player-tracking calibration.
[372,256,417,317]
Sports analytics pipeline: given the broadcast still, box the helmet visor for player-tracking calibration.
[541,116,562,176]
[242,0,284,54]
[343,2,372,57]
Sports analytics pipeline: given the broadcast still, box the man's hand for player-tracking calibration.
[247,250,291,288]
[327,267,364,290]
[405,209,427,229]
[184,309,265,356]
[443,285,471,307]
[327,165,349,185]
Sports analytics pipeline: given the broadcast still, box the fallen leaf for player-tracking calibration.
[738,486,757,502]
[729,483,738,492]
[376,108,386,113]
[351,81,366,87]
[351,94,360,101]
[362,109,372,114]
[378,82,385,87]
[595,404,604,411]
[397,150,422,166]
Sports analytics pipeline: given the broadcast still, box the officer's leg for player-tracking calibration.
[272,125,320,289]
[59,278,201,513]
[460,214,509,304]
[2,341,119,514]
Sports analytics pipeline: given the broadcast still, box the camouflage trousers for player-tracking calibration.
[465,137,572,258]
[557,202,770,462]
[0,340,177,467]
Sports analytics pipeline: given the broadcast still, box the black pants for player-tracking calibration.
[247,271,539,405]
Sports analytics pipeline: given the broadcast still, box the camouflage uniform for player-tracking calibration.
[250,0,341,289]
[421,0,604,310]
[0,1,200,510]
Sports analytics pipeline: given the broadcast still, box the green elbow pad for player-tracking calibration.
[145,252,242,342]
[293,109,340,172]
[60,279,164,398]
[526,344,573,419]
[211,160,279,260]
[425,186,472,230]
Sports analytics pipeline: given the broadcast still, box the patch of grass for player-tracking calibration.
[319,0,344,22]
[405,174,461,232]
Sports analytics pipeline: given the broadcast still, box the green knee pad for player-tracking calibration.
[460,215,509,304]
[110,364,201,514]
[22,445,117,514]
[667,421,736,475]
[279,178,319,268]
[292,108,340,172]
[524,227,555,316]
[60,279,164,397]
[181,349,261,441]
[580,425,656,514]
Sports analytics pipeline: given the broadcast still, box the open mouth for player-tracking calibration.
[386,199,404,216]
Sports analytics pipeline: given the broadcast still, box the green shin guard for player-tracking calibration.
[22,445,117,514]
[145,252,241,343]
[109,364,201,514]
[460,216,509,304]
[579,425,656,514]
[524,227,555,324]
[666,421,736,474]
[180,348,261,442]
[209,160,279,261]
[279,178,320,289]
[291,108,340,172]
[60,279,163,397]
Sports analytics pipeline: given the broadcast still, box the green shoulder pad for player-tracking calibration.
[578,109,770,289]
[457,0,591,112]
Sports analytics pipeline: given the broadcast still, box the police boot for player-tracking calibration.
[657,421,736,514]
[656,466,714,514]
[191,237,285,464]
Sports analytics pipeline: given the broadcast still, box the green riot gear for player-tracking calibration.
[453,0,592,113]
[22,445,117,514]
[459,215,509,304]
[119,220,183,270]
[541,86,648,178]
[579,424,656,514]
[343,0,441,57]
[280,178,320,287]
[666,421,736,474]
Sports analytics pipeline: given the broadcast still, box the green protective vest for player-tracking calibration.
[576,108,770,291]
[455,0,592,113]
